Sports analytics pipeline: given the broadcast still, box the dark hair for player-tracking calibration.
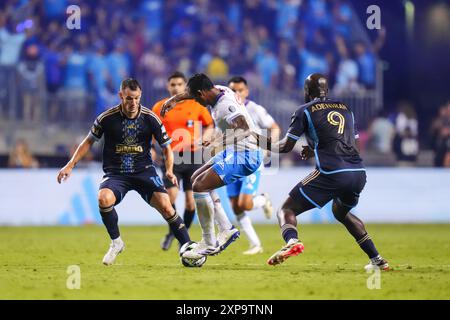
[120,78,142,91]
[186,73,214,96]
[227,76,247,86]
[168,71,187,82]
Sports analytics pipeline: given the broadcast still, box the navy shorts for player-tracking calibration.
[289,169,367,212]
[99,166,167,205]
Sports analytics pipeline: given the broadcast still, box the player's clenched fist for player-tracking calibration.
[57,164,73,183]
[300,145,314,160]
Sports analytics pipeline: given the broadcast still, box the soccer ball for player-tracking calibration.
[179,241,207,268]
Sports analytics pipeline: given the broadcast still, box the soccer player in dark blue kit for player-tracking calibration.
[261,73,389,271]
[57,78,192,266]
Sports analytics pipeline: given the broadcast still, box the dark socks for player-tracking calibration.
[183,209,196,229]
[357,234,379,259]
[281,224,298,243]
[167,204,177,235]
[167,206,196,236]
[99,205,120,240]
[166,213,190,246]
[341,213,380,259]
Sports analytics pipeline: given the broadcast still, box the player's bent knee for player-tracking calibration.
[160,205,175,219]
[237,198,253,211]
[332,201,348,222]
[98,189,116,208]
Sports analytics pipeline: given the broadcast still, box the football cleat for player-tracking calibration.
[267,239,304,266]
[243,245,263,255]
[182,239,219,259]
[364,258,390,271]
[262,193,273,220]
[216,226,240,254]
[102,238,125,266]
[160,233,175,251]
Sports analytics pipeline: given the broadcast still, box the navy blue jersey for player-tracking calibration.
[89,105,171,174]
[286,98,364,174]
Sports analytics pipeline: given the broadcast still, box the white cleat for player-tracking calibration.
[364,258,390,271]
[182,239,219,259]
[243,245,263,255]
[216,226,240,254]
[262,193,273,220]
[102,238,125,266]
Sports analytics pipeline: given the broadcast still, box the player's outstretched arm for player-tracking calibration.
[161,144,178,187]
[160,91,194,117]
[57,135,95,184]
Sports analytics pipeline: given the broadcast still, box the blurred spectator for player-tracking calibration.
[139,0,163,41]
[87,41,115,115]
[367,110,395,154]
[0,13,26,66]
[61,41,89,122]
[140,42,169,89]
[17,44,45,123]
[296,35,329,87]
[354,41,376,88]
[393,102,419,166]
[334,36,360,93]
[207,51,229,80]
[8,139,39,168]
[276,0,300,41]
[256,47,279,87]
[43,0,68,20]
[430,102,450,167]
[107,40,131,92]
[332,0,353,40]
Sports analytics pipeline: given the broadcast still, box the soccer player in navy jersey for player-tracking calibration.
[259,73,389,270]
[57,78,191,266]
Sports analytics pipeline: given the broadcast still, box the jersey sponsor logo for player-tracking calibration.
[115,144,144,154]
[228,105,236,113]
[124,135,136,145]
[311,103,347,112]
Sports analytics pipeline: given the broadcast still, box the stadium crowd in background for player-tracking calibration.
[0,0,449,168]
[0,0,382,120]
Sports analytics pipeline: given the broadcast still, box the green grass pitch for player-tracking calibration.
[0,224,449,299]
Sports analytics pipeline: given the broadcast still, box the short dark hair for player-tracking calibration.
[120,78,142,91]
[227,76,247,86]
[186,73,214,96]
[168,71,187,82]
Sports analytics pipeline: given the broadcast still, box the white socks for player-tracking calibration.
[236,213,261,247]
[112,236,123,245]
[210,190,233,232]
[251,194,266,210]
[194,192,216,246]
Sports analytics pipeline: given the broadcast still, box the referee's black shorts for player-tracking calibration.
[161,151,202,191]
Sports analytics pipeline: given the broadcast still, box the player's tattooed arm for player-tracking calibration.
[161,91,193,117]
[57,134,95,183]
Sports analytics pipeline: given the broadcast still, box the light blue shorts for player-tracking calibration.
[226,170,261,198]
[211,149,263,185]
